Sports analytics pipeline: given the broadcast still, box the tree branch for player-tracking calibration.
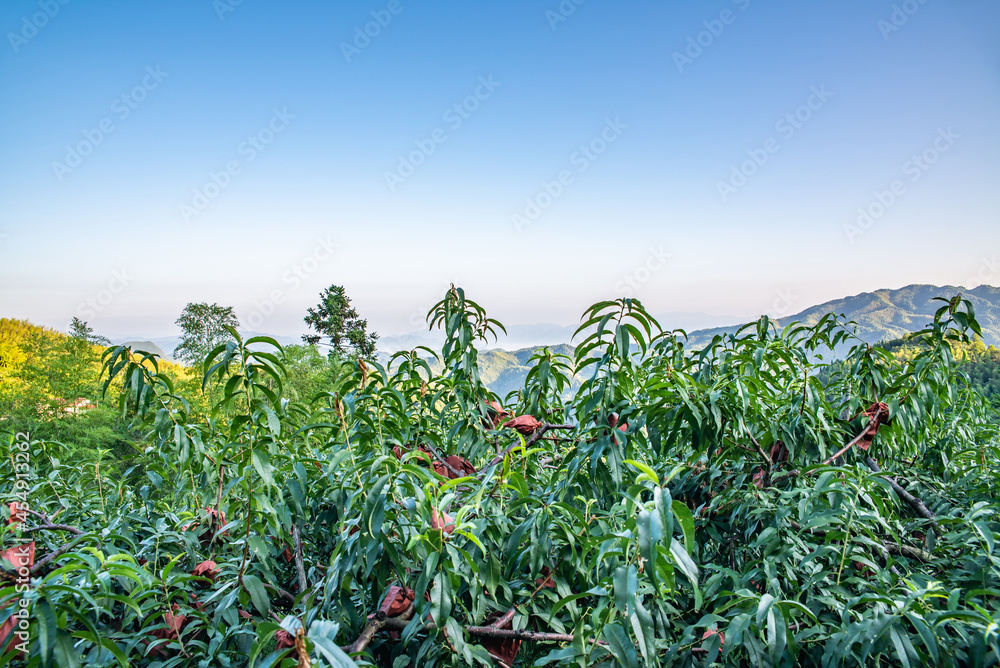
[30,534,95,574]
[490,607,516,629]
[22,508,83,535]
[292,524,307,595]
[883,542,933,562]
[215,465,225,520]
[342,598,615,654]
[746,432,772,466]
[346,611,389,655]
[263,583,296,605]
[770,470,800,486]
[865,456,939,534]
[21,523,83,535]
[481,424,575,474]
[821,407,882,466]
[344,605,416,655]
[380,616,605,645]
[770,409,885,487]
[422,441,467,479]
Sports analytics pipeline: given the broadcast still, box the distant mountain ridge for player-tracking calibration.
[780,284,1000,344]
[686,284,1000,348]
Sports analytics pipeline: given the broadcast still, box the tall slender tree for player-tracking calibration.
[303,285,378,360]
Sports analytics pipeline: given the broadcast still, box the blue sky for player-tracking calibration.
[1,0,998,339]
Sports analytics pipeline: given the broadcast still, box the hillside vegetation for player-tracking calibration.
[0,319,364,461]
[0,318,151,460]
[880,334,1000,405]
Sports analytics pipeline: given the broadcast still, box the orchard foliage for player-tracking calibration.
[3,290,1000,667]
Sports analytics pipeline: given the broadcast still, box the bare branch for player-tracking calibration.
[292,524,307,595]
[746,431,772,466]
[345,611,389,655]
[883,542,933,562]
[821,407,882,466]
[422,441,467,479]
[30,534,95,574]
[22,508,83,535]
[344,605,415,655]
[381,616,605,645]
[770,470,801,486]
[22,523,83,535]
[481,423,576,474]
[865,456,939,534]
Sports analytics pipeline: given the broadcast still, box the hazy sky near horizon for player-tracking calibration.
[1,0,998,338]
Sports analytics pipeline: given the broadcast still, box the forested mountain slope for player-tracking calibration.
[687,284,1000,348]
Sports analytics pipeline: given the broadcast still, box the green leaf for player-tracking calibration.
[614,564,637,616]
[904,612,938,665]
[242,574,270,615]
[430,572,453,627]
[549,590,600,624]
[671,500,696,555]
[603,622,639,668]
[636,509,662,576]
[889,624,912,668]
[36,598,57,665]
[262,405,281,436]
[484,554,501,597]
[756,593,775,627]
[248,535,270,557]
[52,631,81,668]
[670,541,700,608]
[252,449,276,487]
[245,335,284,351]
[364,475,389,538]
[630,597,656,665]
[655,487,673,552]
[974,521,994,555]
[625,459,658,485]
[74,630,129,668]
[309,620,355,667]
[248,623,283,666]
[312,639,355,667]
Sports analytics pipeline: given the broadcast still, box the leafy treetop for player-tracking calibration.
[302,284,378,360]
[173,302,240,367]
[69,317,110,347]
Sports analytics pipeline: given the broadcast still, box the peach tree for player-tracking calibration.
[3,290,1000,667]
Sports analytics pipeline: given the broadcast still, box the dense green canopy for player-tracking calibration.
[4,289,1000,667]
